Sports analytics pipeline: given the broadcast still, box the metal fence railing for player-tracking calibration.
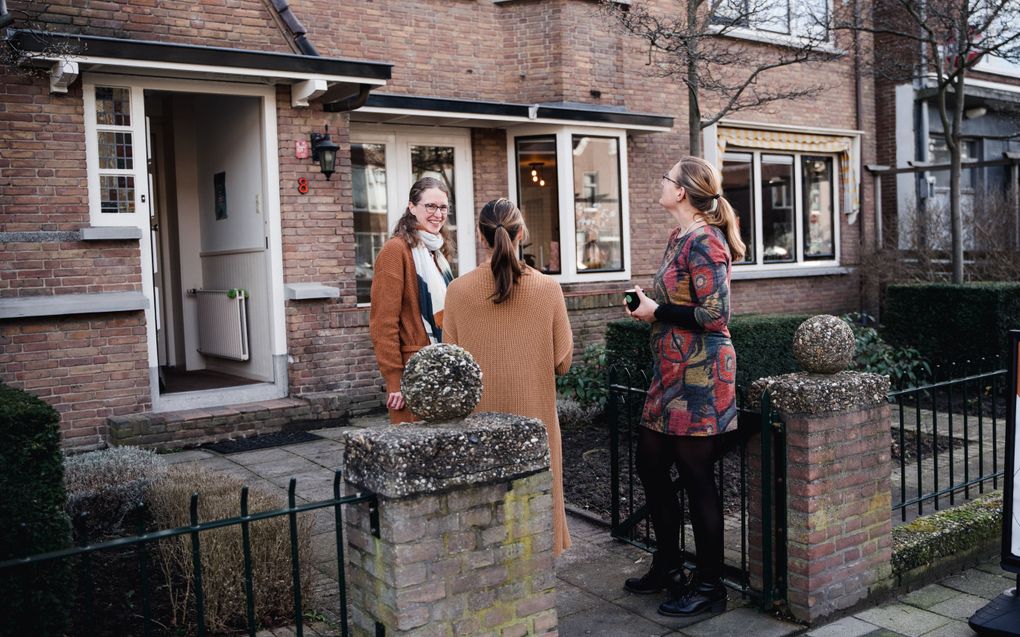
[889,365,1008,522]
[0,472,378,637]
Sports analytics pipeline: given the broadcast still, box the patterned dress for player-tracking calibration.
[641,225,737,437]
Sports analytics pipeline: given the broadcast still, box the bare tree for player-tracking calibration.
[599,0,844,157]
[837,0,1020,283]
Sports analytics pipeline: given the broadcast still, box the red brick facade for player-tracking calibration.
[1,0,879,446]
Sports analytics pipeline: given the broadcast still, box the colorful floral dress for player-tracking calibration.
[641,225,737,437]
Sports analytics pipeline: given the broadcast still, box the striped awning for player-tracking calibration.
[717,127,860,216]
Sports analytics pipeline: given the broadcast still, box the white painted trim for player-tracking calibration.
[715,118,864,137]
[960,77,1020,95]
[48,54,385,87]
[732,265,849,280]
[356,106,672,133]
[506,125,632,284]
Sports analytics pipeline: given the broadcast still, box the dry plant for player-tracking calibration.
[148,466,315,635]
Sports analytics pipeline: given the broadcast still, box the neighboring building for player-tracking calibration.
[0,0,877,448]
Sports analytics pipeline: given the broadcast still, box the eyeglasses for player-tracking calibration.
[419,203,450,215]
[662,173,683,188]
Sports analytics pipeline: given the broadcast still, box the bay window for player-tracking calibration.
[721,150,838,267]
[509,127,630,282]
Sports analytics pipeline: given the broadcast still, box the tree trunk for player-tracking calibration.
[687,1,701,158]
[950,141,963,283]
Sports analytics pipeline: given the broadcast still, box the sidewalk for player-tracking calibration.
[163,417,1013,636]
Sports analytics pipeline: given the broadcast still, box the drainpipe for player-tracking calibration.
[267,0,318,56]
[853,0,867,317]
[322,84,373,113]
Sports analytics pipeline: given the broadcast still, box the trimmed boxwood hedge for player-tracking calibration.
[605,313,810,403]
[0,383,73,636]
[884,282,1020,367]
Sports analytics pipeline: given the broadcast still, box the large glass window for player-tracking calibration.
[352,143,389,304]
[572,136,623,272]
[516,136,561,273]
[713,0,829,40]
[721,150,839,266]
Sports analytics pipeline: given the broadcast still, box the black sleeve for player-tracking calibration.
[654,303,702,330]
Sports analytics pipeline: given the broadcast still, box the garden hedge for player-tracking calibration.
[884,282,1020,367]
[605,313,810,402]
[0,383,73,636]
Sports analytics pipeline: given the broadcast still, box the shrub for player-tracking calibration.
[0,383,73,637]
[604,319,652,388]
[556,344,608,410]
[840,313,931,390]
[884,282,1020,367]
[557,397,604,430]
[149,466,315,634]
[64,446,169,540]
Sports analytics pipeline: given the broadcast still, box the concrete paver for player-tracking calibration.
[162,420,1012,637]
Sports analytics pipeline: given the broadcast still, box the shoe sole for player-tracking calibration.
[623,584,668,595]
[656,599,727,617]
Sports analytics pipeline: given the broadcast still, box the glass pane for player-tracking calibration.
[353,143,388,304]
[721,154,755,264]
[100,175,135,214]
[95,87,131,126]
[410,146,458,275]
[802,156,835,259]
[572,136,622,272]
[97,131,133,170]
[516,137,560,274]
[756,0,790,33]
[761,155,795,263]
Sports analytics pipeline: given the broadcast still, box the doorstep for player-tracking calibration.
[107,391,349,451]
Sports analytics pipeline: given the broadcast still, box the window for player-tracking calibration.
[83,82,150,225]
[928,136,978,191]
[713,0,829,41]
[351,126,475,304]
[509,127,630,282]
[721,151,838,266]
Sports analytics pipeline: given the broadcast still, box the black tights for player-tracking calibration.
[636,427,732,582]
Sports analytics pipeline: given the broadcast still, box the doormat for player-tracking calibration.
[203,430,323,454]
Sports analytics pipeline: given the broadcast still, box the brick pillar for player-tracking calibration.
[341,413,558,637]
[748,371,893,624]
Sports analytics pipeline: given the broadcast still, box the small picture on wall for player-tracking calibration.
[214,171,227,220]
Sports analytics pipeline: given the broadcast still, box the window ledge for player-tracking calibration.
[285,283,340,301]
[0,292,148,320]
[732,265,849,281]
[81,226,143,241]
[711,25,844,56]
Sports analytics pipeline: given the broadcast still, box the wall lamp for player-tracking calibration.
[310,124,339,180]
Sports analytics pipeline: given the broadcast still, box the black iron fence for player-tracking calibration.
[605,368,788,610]
[889,362,1008,522]
[0,472,377,637]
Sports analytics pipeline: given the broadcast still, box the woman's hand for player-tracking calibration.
[386,391,405,411]
[625,285,658,323]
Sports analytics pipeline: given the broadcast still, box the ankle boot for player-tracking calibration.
[657,577,727,617]
[623,553,680,594]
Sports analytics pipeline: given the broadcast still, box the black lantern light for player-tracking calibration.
[310,124,340,181]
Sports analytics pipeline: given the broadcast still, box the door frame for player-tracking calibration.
[82,72,288,411]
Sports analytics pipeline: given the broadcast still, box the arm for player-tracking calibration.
[369,242,408,395]
[685,233,731,332]
[442,284,459,346]
[552,285,574,375]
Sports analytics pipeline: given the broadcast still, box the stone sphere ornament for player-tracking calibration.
[792,314,856,374]
[401,343,483,422]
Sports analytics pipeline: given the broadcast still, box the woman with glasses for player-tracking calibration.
[622,157,745,617]
[369,177,454,423]
[443,198,574,556]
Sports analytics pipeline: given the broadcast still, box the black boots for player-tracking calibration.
[623,554,685,594]
[657,576,727,617]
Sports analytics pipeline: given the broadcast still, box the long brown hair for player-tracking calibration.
[674,156,746,262]
[392,176,454,260]
[478,198,528,304]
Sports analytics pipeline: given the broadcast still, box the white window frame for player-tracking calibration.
[351,124,476,305]
[722,149,841,270]
[506,125,631,284]
[83,80,150,227]
[710,0,839,52]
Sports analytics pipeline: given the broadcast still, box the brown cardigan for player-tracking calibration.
[369,236,431,423]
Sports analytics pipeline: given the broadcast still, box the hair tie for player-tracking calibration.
[712,193,721,200]
[495,223,504,230]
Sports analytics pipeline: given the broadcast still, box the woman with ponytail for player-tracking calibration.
[369,177,454,423]
[622,156,745,617]
[443,198,574,555]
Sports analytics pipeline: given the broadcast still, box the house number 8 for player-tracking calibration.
[297,178,309,194]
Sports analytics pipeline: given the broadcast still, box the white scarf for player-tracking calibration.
[412,232,453,344]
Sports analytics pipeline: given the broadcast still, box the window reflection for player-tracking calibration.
[721,154,754,264]
[353,143,388,303]
[516,137,560,273]
[572,136,623,272]
[802,156,834,259]
[761,155,795,263]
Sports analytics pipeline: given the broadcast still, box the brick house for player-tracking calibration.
[0,0,877,449]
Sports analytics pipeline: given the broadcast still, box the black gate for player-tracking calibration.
[606,367,788,611]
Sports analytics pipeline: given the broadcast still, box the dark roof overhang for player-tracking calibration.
[347,93,674,132]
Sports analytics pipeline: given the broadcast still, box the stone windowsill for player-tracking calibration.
[0,292,148,320]
[285,283,341,300]
[81,226,143,241]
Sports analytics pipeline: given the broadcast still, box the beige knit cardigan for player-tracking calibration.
[443,266,574,556]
